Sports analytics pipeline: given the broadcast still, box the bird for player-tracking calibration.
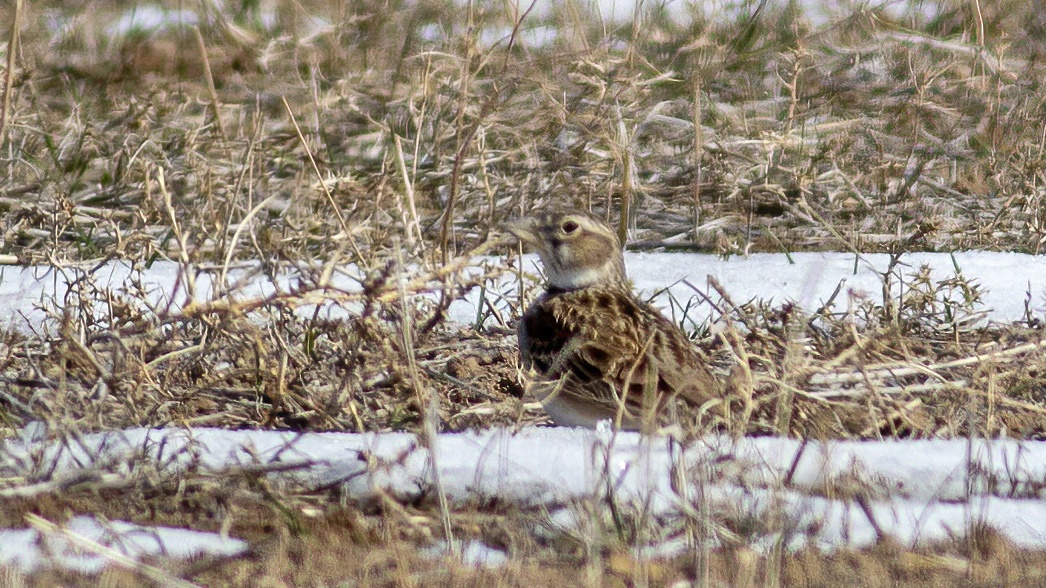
[506,210,724,431]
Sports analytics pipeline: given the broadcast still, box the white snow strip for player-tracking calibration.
[4,427,1045,552]
[1,251,1044,333]
[0,515,246,574]
[423,540,509,568]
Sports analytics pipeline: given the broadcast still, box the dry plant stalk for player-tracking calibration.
[0,0,21,149]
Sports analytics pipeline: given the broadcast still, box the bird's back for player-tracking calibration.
[518,286,720,429]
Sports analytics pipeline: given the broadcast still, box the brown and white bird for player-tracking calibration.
[506,211,723,431]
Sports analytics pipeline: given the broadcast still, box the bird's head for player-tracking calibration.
[505,211,627,290]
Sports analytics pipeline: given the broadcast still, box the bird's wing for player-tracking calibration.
[644,315,722,407]
[520,289,721,422]
[546,294,663,411]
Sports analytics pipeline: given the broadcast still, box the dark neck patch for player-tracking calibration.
[544,285,574,296]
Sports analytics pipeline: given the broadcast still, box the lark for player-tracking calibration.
[506,211,723,431]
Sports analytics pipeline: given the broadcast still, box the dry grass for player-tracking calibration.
[2,0,1046,584]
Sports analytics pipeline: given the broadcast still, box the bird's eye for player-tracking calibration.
[562,220,579,233]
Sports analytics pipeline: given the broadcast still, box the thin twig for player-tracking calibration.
[281,96,363,261]
[193,26,227,143]
[0,0,21,150]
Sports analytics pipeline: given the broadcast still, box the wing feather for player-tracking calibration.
[518,288,721,427]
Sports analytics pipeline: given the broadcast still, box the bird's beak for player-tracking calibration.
[503,217,541,247]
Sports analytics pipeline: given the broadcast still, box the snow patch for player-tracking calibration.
[5,427,1045,552]
[0,515,246,574]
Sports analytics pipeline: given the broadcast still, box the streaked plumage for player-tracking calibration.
[507,211,722,431]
